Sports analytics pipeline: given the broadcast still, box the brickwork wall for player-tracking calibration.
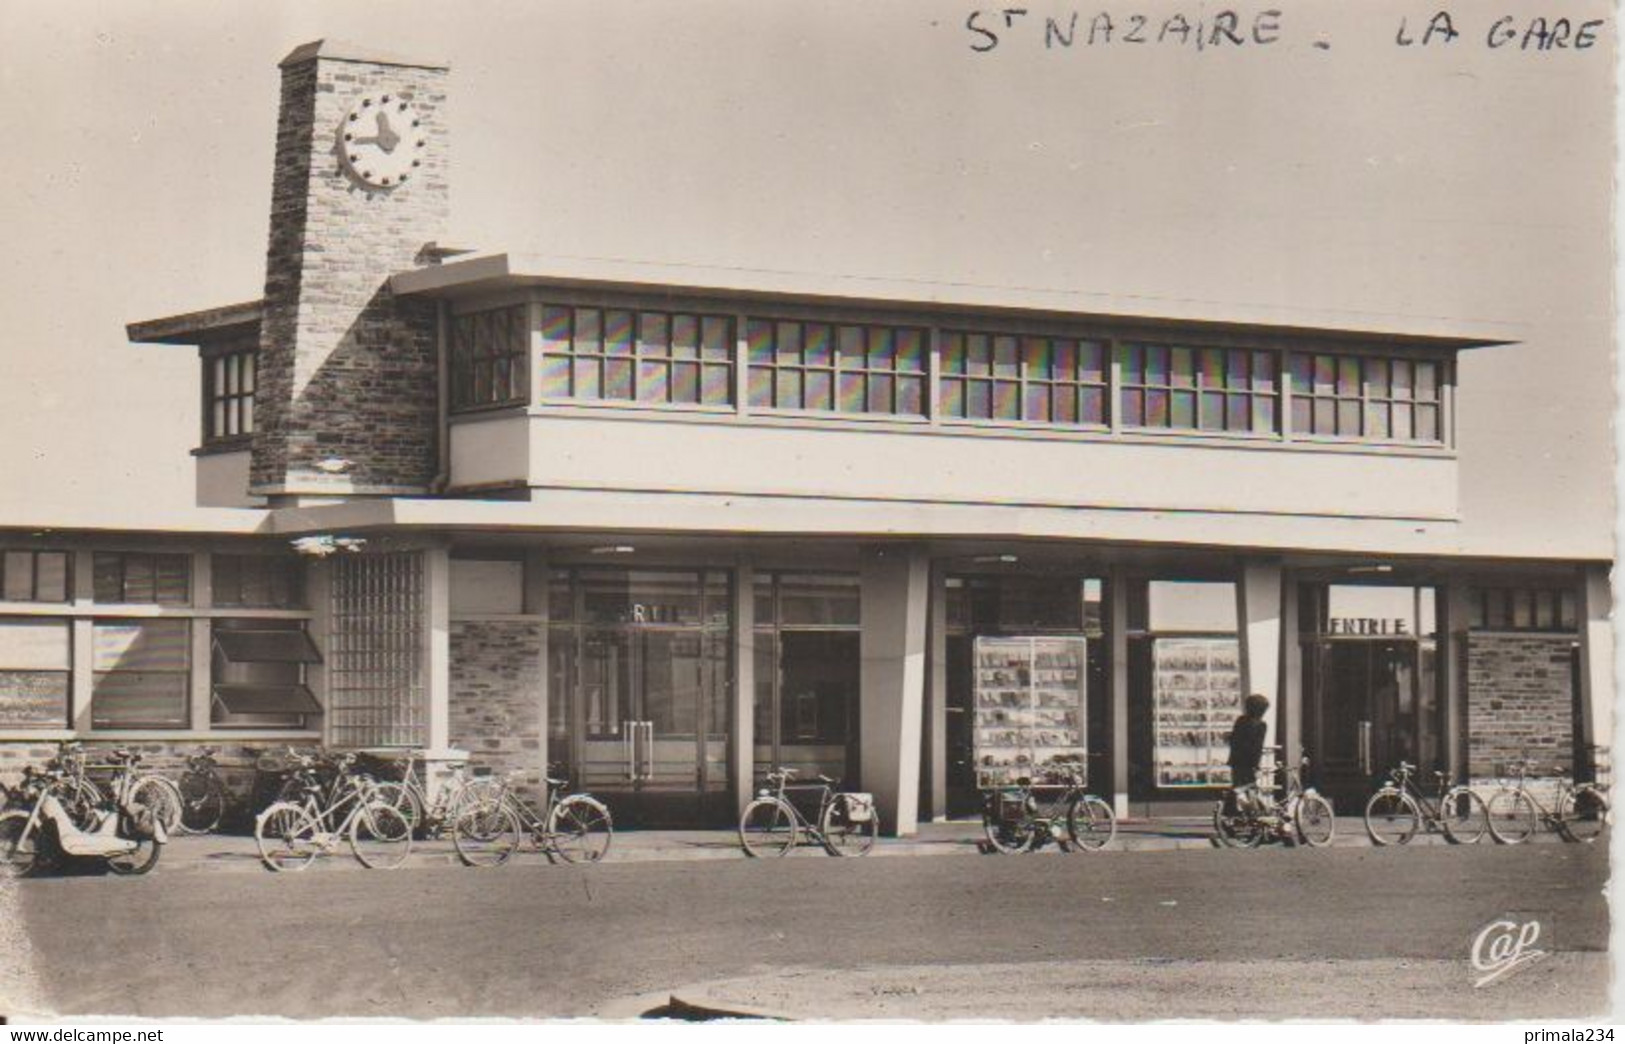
[449,621,545,804]
[0,740,296,821]
[252,48,450,494]
[1466,632,1577,781]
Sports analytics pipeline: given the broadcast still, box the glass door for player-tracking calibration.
[1306,638,1436,808]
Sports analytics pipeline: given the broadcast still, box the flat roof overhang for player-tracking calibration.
[127,300,263,345]
[390,252,1520,351]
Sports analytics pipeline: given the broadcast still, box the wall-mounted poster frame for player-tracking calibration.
[972,635,1087,787]
[1152,636,1242,788]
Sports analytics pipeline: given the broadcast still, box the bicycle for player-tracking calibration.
[450,768,613,867]
[355,748,498,839]
[738,767,877,858]
[1364,761,1488,845]
[980,760,1116,854]
[1213,749,1336,848]
[175,746,230,834]
[0,761,165,877]
[1486,758,1609,845]
[253,751,413,871]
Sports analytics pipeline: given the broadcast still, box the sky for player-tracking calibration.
[0,0,1614,559]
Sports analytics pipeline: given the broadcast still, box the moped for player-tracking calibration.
[0,763,166,876]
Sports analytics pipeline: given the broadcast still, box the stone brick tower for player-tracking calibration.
[250,41,450,499]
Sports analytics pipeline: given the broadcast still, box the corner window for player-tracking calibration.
[451,305,529,410]
[540,305,733,407]
[211,619,322,729]
[941,332,1107,427]
[91,619,190,729]
[203,342,256,443]
[212,554,304,609]
[0,617,70,728]
[746,319,925,416]
[93,552,190,605]
[1287,353,1443,444]
[1,550,70,603]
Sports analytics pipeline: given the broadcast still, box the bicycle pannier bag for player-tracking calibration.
[845,793,875,823]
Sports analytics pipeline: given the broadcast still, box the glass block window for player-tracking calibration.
[1119,344,1279,434]
[91,619,190,729]
[327,552,425,747]
[1288,353,1444,443]
[746,319,926,415]
[450,305,529,410]
[212,555,305,609]
[1,550,69,603]
[93,552,190,605]
[940,332,1107,426]
[203,343,256,443]
[539,305,733,406]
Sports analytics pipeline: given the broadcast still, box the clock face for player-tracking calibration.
[338,92,426,189]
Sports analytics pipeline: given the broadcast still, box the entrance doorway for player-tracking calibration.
[550,569,732,826]
[751,573,862,789]
[1301,584,1441,808]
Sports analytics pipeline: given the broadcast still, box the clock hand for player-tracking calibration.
[352,111,403,153]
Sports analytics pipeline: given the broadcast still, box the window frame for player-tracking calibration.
[90,617,192,731]
[0,549,71,604]
[538,303,736,409]
[1286,349,1448,446]
[938,329,1110,430]
[745,317,928,418]
[200,338,258,446]
[1117,342,1282,437]
[92,552,192,606]
[450,304,530,412]
[211,554,306,610]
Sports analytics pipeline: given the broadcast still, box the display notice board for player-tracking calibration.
[972,636,1087,787]
[1152,637,1243,788]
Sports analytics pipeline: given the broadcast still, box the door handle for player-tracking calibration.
[1358,720,1373,776]
[622,721,636,782]
[638,721,655,782]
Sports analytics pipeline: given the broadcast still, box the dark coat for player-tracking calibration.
[1227,714,1268,782]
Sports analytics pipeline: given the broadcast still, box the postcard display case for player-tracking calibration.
[972,637,1088,786]
[1153,637,1244,787]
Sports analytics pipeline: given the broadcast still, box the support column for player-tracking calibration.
[1442,582,1469,779]
[1578,564,1613,777]
[189,551,213,732]
[1280,578,1303,770]
[524,550,551,782]
[1238,559,1284,757]
[925,561,949,821]
[70,549,94,732]
[1109,570,1130,819]
[424,548,451,755]
[859,546,929,836]
[732,564,756,817]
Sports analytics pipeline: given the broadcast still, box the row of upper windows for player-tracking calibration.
[0,551,304,609]
[446,304,1452,445]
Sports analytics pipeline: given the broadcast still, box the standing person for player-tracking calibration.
[1224,694,1271,814]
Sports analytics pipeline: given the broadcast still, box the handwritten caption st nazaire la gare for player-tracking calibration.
[965,8,1606,52]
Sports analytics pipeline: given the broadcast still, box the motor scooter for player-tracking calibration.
[0,764,165,876]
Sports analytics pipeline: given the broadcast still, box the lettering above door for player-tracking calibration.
[1327,617,1410,637]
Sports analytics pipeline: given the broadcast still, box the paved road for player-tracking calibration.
[1,842,1608,1020]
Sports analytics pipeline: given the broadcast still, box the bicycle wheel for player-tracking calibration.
[1212,804,1265,849]
[1364,790,1420,846]
[547,794,613,864]
[0,811,38,878]
[130,776,183,837]
[739,797,798,857]
[819,794,878,857]
[982,808,1039,854]
[1558,786,1609,844]
[453,799,523,867]
[349,802,413,870]
[62,777,104,828]
[255,802,319,872]
[106,816,162,876]
[1065,794,1117,851]
[369,781,424,835]
[178,773,227,835]
[1294,793,1336,848]
[1440,787,1489,845]
[1487,789,1539,845]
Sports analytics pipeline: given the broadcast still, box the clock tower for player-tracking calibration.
[251,40,451,500]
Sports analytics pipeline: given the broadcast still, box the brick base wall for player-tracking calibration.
[1466,633,1577,780]
[449,621,545,803]
[0,740,287,809]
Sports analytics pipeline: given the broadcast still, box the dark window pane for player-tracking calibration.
[967,380,991,419]
[806,369,833,411]
[35,553,68,602]
[804,324,833,368]
[1313,355,1335,396]
[1253,397,1277,434]
[967,334,992,375]
[775,322,801,366]
[1021,338,1050,380]
[895,329,925,372]
[1226,394,1249,432]
[1253,351,1277,391]
[573,358,601,399]
[604,358,633,400]
[1290,397,1311,435]
[125,556,156,603]
[94,554,122,603]
[1053,385,1077,425]
[868,373,894,413]
[1313,398,1335,435]
[1337,399,1361,436]
[1121,389,1144,426]
[896,376,923,415]
[1120,344,1144,384]
[1171,390,1197,429]
[992,336,1019,379]
[746,366,772,407]
[745,319,773,365]
[776,369,803,409]
[1337,357,1360,396]
[992,380,1020,420]
[155,556,189,605]
[1366,403,1391,439]
[1393,405,1413,441]
[701,316,731,361]
[1145,345,1169,386]
[1170,347,1195,388]
[674,362,701,404]
[1146,389,1170,427]
[638,312,670,356]
[1197,348,1224,388]
[1080,387,1105,425]
[639,360,669,402]
[837,326,865,369]
[1080,342,1105,384]
[573,308,601,354]
[1392,360,1413,400]
[1415,405,1440,442]
[1024,383,1051,422]
[3,553,31,601]
[942,333,966,375]
[941,378,966,418]
[1416,361,1439,400]
[867,328,895,370]
[540,354,569,397]
[1199,391,1224,431]
[836,371,864,412]
[1052,340,1077,381]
